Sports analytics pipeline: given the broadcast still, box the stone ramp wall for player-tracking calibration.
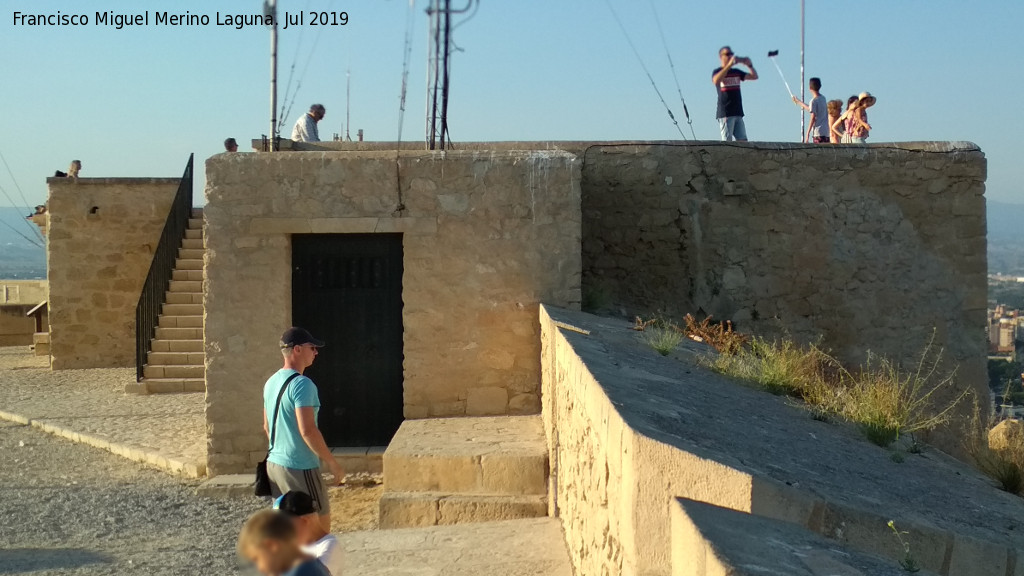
[540,305,1024,576]
[580,142,988,446]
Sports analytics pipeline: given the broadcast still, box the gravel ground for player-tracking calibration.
[0,419,266,575]
[0,419,384,575]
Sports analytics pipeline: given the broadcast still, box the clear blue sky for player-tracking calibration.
[1,0,1021,220]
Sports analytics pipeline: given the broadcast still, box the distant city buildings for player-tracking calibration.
[989,304,1022,355]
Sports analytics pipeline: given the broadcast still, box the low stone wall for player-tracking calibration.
[46,178,180,369]
[541,306,1024,576]
[0,280,48,346]
[581,142,988,445]
[203,150,581,474]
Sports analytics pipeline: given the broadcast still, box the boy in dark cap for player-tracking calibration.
[238,509,331,576]
[275,491,344,575]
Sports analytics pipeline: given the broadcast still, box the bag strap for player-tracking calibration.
[268,372,302,453]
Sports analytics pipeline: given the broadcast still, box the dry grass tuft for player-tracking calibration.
[683,314,748,355]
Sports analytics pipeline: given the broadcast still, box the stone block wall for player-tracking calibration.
[46,178,180,369]
[203,150,581,474]
[541,306,1024,576]
[581,142,988,443]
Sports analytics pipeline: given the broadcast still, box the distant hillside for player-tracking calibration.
[989,200,1024,275]
[0,207,47,279]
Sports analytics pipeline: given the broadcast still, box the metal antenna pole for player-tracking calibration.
[345,68,352,141]
[800,0,805,142]
[267,0,279,150]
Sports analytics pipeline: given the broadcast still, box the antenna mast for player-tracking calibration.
[345,68,352,141]
[266,0,279,150]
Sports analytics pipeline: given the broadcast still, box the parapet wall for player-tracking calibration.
[581,142,988,443]
[46,178,180,369]
[540,306,1024,576]
[203,150,581,474]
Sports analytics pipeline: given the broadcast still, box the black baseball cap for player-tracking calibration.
[280,327,325,348]
[273,491,316,516]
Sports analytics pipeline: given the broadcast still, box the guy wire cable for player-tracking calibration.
[0,149,45,243]
[277,0,313,128]
[393,0,417,215]
[0,174,44,244]
[602,0,687,140]
[0,216,44,249]
[647,0,696,140]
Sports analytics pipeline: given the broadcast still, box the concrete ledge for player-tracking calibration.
[0,408,205,478]
[379,491,548,529]
[671,498,939,576]
[383,416,548,495]
[197,474,260,499]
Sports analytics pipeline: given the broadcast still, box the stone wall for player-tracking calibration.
[581,142,988,443]
[541,306,1024,576]
[203,150,581,474]
[47,178,180,369]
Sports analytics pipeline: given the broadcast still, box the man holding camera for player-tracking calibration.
[712,46,758,141]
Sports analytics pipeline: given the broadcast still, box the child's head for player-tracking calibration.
[809,77,821,92]
[846,95,860,111]
[274,491,321,545]
[238,509,303,575]
[827,99,842,117]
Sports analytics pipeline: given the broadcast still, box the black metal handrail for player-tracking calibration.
[135,154,194,381]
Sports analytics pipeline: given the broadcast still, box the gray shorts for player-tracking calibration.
[267,461,330,515]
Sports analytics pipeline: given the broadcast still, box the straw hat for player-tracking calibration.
[858,92,877,108]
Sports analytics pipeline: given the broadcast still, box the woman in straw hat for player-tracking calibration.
[848,92,876,143]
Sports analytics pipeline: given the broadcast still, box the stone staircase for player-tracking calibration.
[32,332,49,356]
[128,208,205,394]
[379,416,549,529]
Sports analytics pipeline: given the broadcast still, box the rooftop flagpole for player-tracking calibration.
[266,0,279,150]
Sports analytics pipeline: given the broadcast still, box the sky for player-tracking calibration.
[1,0,1022,240]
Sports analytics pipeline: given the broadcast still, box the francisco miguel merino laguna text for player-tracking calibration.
[12,10,348,30]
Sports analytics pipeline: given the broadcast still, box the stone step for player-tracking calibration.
[150,339,204,353]
[162,303,203,316]
[172,269,203,281]
[188,218,203,229]
[184,229,203,240]
[33,332,49,344]
[168,279,203,293]
[143,364,204,379]
[147,351,205,366]
[164,292,203,305]
[378,492,547,529]
[129,378,205,394]
[181,238,204,250]
[33,342,50,356]
[383,416,547,496]
[175,258,204,271]
[191,208,204,218]
[340,518,572,576]
[178,248,204,260]
[156,326,202,340]
[158,315,203,329]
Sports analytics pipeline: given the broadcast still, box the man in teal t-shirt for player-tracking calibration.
[263,327,345,532]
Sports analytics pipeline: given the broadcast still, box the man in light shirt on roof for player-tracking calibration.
[292,104,326,142]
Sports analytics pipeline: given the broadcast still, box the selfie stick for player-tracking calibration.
[767,50,795,100]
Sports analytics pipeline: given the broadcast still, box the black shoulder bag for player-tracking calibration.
[255,372,301,497]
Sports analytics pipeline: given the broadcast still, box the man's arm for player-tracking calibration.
[296,406,345,484]
[743,60,758,81]
[711,56,736,85]
[792,96,811,112]
[263,408,269,439]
